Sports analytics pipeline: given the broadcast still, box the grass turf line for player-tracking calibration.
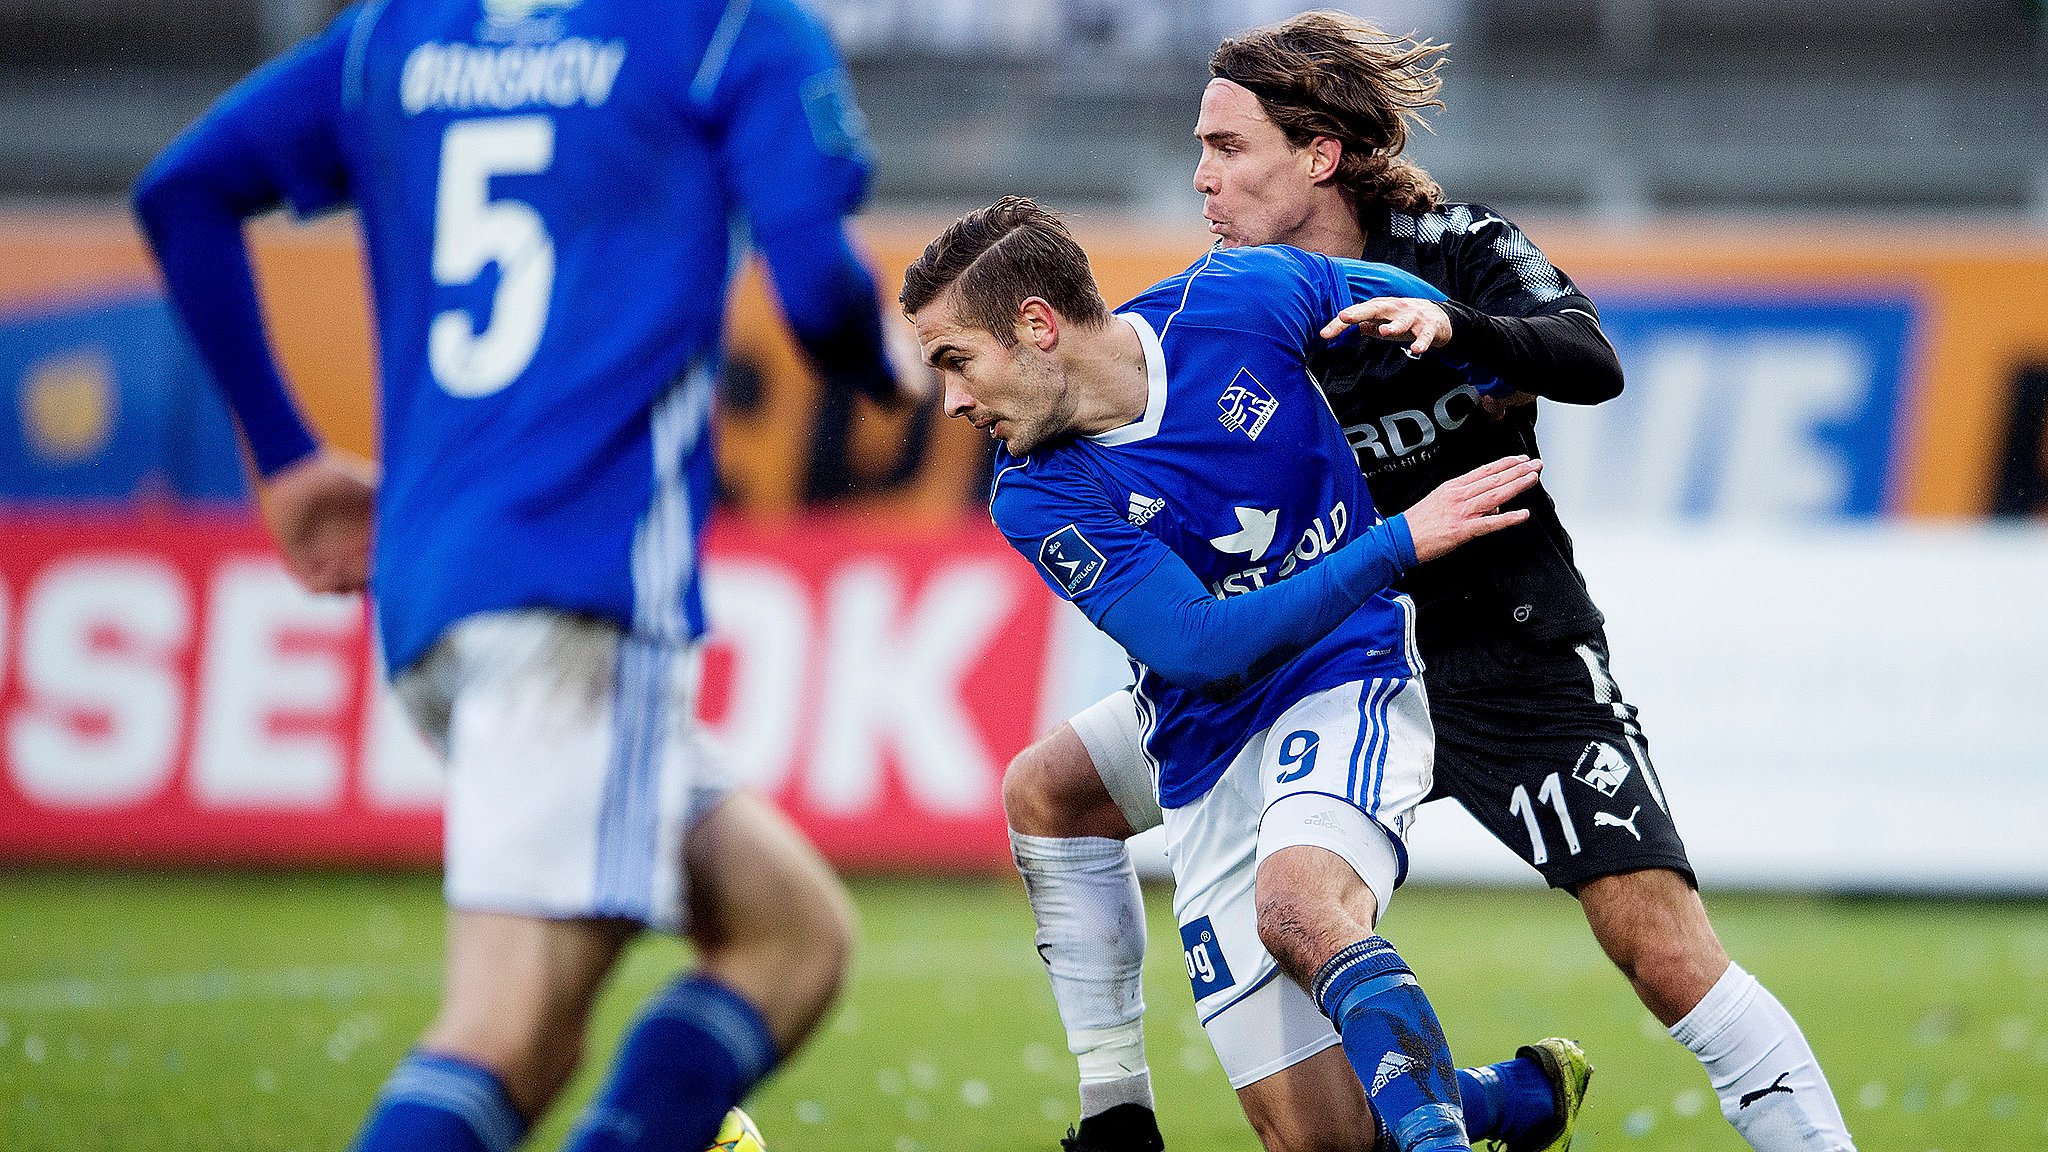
[2,871,2045,1150]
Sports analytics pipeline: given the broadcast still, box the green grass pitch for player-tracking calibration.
[3,870,2045,1150]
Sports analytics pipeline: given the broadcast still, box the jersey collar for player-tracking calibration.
[1086,312,1167,446]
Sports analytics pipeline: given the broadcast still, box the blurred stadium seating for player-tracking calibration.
[4,0,2044,212]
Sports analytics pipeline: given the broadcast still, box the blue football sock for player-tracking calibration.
[1310,937,1468,1152]
[1457,1057,1558,1145]
[350,1051,528,1152]
[564,973,780,1152]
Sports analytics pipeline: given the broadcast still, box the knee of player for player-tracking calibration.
[1622,929,1726,1001]
[1252,888,1325,977]
[782,873,857,984]
[1001,735,1073,835]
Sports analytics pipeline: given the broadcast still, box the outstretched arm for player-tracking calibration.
[1097,457,1541,692]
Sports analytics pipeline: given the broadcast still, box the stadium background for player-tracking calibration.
[3,1,2048,1149]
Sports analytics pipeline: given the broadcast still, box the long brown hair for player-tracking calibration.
[1210,11,1448,215]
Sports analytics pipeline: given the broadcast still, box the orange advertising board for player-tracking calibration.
[4,208,2046,519]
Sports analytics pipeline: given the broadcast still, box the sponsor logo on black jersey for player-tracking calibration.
[1218,368,1279,440]
[1343,382,1484,463]
[1038,524,1105,598]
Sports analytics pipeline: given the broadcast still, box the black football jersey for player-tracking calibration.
[1309,202,1610,650]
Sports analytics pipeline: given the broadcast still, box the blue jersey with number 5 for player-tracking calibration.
[140,0,876,670]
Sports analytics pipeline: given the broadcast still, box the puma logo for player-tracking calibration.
[1739,1072,1794,1109]
[1594,806,1642,841]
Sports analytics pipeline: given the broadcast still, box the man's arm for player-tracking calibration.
[1433,304,1621,404]
[1004,456,1541,693]
[1330,210,1624,404]
[132,19,354,476]
[132,18,372,593]
[705,0,908,405]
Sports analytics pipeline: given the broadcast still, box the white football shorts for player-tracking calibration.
[1076,679,1434,1089]
[393,609,736,935]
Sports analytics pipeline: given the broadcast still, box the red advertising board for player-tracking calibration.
[0,512,1070,869]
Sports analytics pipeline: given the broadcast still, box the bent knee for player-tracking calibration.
[1001,737,1065,833]
[1253,890,1327,980]
[1002,725,1126,839]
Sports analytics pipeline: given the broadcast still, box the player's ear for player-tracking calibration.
[1018,297,1059,351]
[1306,135,1343,184]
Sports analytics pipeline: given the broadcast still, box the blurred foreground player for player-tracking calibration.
[135,1,909,1148]
[1003,12,1855,1152]
[906,197,1580,1152]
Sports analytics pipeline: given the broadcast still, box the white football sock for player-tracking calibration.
[1010,831,1154,1117]
[1670,962,1855,1152]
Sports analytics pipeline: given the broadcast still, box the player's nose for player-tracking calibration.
[942,377,976,420]
[1193,155,1218,195]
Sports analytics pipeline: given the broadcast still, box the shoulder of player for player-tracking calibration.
[1124,245,1322,332]
[1378,201,1533,249]
[989,445,1096,514]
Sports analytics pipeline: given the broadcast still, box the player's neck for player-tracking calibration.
[1288,202,1367,260]
[1063,317,1151,437]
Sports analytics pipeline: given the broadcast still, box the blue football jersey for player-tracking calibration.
[992,245,1456,807]
[171,0,875,671]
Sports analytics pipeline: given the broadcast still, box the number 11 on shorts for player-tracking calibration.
[1508,771,1582,866]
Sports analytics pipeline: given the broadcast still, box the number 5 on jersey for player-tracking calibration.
[431,115,555,397]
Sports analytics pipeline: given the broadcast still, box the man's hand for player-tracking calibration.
[1401,455,1543,564]
[259,451,377,595]
[1320,296,1454,358]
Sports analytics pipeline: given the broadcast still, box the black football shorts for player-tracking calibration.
[1422,630,1695,892]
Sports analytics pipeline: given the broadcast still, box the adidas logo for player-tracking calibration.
[1370,1052,1413,1096]
[1128,492,1167,526]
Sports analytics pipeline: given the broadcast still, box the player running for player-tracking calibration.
[134,1,908,1149]
[1002,12,1856,1152]
[906,196,1582,1152]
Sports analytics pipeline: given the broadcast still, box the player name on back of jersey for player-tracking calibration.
[401,37,626,116]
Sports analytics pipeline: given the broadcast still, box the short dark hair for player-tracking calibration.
[1211,11,1447,215]
[900,195,1108,344]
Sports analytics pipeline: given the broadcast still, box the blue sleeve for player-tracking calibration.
[993,456,1417,692]
[704,0,894,402]
[1097,516,1414,692]
[131,12,356,476]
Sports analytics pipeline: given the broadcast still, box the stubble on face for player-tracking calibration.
[915,292,1075,456]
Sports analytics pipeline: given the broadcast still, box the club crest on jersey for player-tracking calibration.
[1039,525,1106,598]
[1217,368,1279,440]
[1573,741,1633,797]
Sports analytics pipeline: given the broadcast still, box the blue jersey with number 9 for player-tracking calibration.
[143,0,876,670]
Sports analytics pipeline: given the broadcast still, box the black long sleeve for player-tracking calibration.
[1436,302,1623,405]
